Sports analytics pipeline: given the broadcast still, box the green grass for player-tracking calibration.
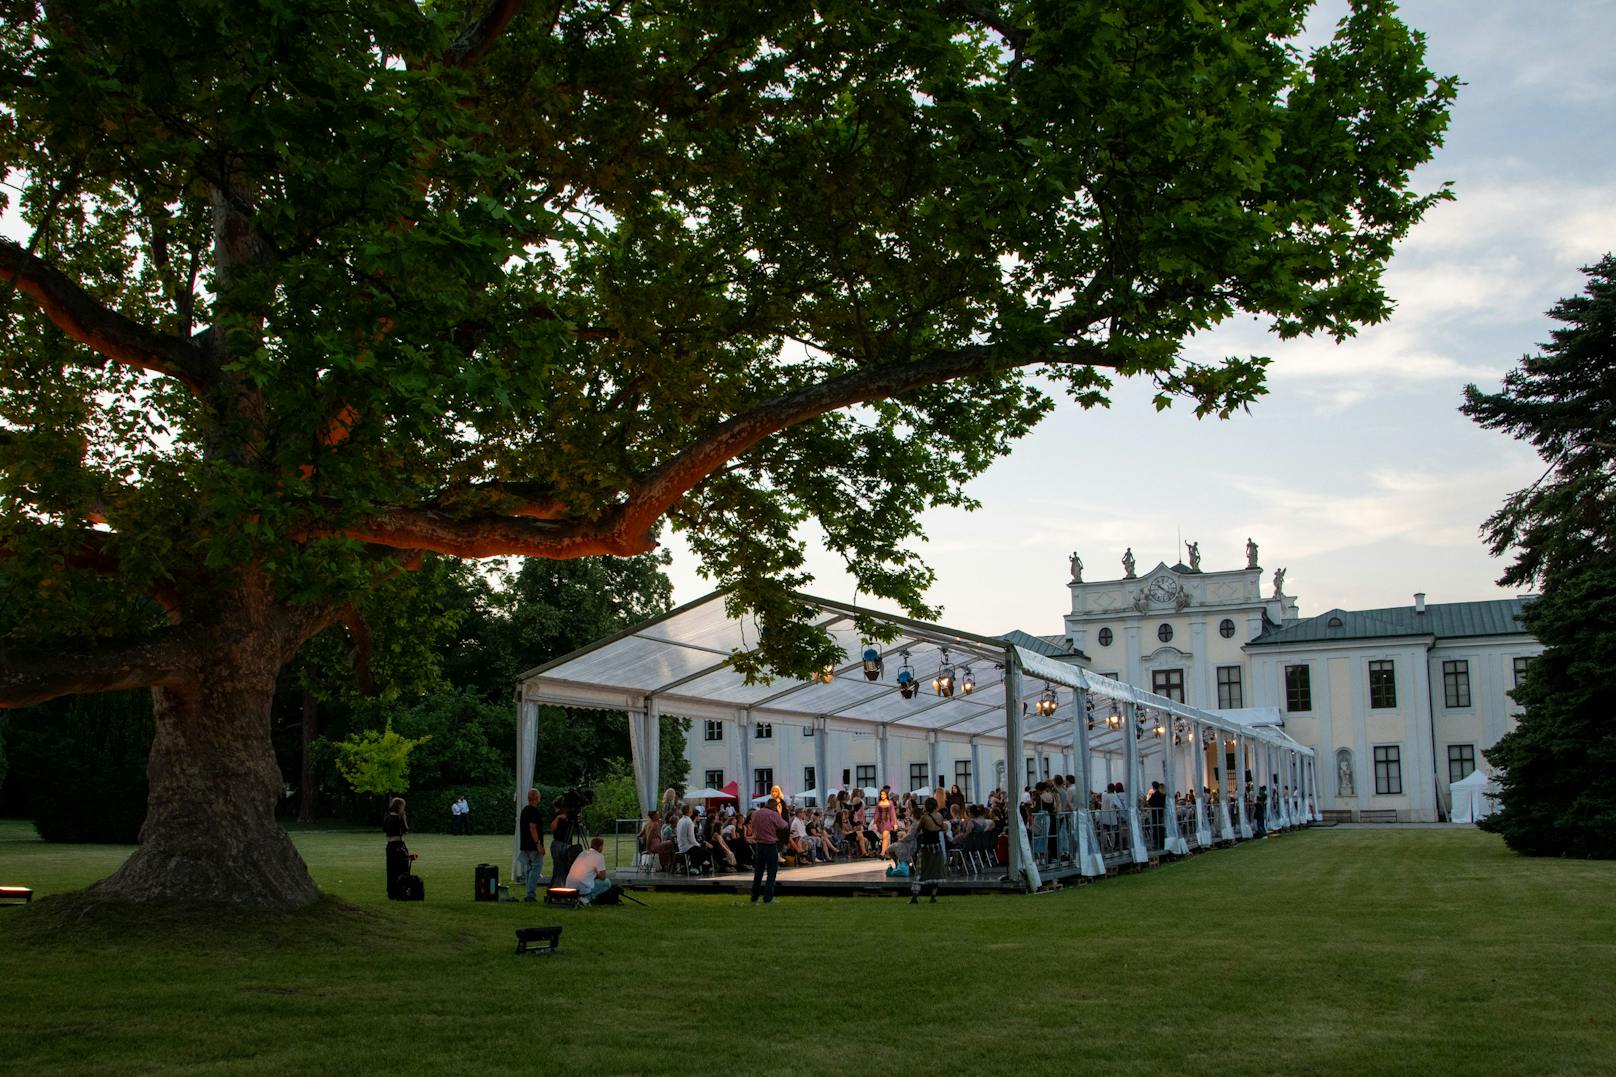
[1,820,1612,1076]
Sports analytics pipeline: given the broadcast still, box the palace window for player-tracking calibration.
[1373,746,1402,795]
[1513,656,1533,687]
[855,764,876,789]
[1097,627,1113,647]
[955,759,971,789]
[1152,668,1185,702]
[1368,661,1397,709]
[754,722,773,739]
[1285,665,1311,712]
[704,720,724,742]
[1447,745,1476,784]
[1216,666,1244,709]
[804,766,816,794]
[910,763,930,791]
[1219,618,1236,639]
[704,769,724,789]
[1157,623,1174,643]
[753,768,773,797]
[1442,660,1471,708]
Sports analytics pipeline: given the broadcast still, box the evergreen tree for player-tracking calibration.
[1462,255,1616,857]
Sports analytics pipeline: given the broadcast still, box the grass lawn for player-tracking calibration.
[1,820,1612,1075]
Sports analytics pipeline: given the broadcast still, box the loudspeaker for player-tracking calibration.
[842,768,851,786]
[475,863,499,902]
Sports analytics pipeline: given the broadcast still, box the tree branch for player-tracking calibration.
[331,342,1108,558]
[0,628,200,708]
[0,238,208,394]
[445,0,524,67]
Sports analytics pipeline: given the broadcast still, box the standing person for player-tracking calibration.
[748,798,789,904]
[517,789,546,902]
[458,794,471,835]
[910,797,947,904]
[1146,782,1166,850]
[874,787,898,854]
[383,797,417,899]
[549,798,578,887]
[448,794,462,835]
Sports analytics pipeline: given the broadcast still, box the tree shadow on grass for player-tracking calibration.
[4,891,405,952]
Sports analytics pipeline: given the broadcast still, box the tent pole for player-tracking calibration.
[1004,652,1032,889]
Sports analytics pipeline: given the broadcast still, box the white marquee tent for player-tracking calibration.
[515,590,1320,890]
[1449,767,1500,825]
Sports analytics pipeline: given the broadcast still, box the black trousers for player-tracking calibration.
[750,842,779,902]
[385,841,411,898]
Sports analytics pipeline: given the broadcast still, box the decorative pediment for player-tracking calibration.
[1131,566,1192,612]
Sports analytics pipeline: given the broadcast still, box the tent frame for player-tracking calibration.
[514,590,1316,890]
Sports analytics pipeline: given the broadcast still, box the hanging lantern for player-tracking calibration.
[896,652,918,699]
[1106,702,1121,730]
[1153,720,1165,738]
[933,648,956,698]
[960,666,975,696]
[1036,683,1059,718]
[861,644,883,682]
[815,663,836,684]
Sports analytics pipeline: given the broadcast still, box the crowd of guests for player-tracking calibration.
[634,776,1310,882]
[639,783,1026,875]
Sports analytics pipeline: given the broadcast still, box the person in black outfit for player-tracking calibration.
[549,801,579,887]
[383,797,417,899]
[517,788,546,902]
[1146,782,1167,850]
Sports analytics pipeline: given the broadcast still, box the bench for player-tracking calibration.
[1357,809,1399,824]
[1320,810,1354,824]
[0,886,33,906]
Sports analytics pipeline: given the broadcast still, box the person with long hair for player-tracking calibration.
[873,786,898,854]
[910,796,947,904]
[383,797,417,899]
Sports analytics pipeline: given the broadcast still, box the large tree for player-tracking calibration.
[0,0,1454,907]
[1462,255,1616,857]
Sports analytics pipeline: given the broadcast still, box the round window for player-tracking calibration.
[1219,618,1235,639]
[1157,623,1174,643]
[1097,627,1113,647]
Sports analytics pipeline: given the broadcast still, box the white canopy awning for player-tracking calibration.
[517,590,1309,756]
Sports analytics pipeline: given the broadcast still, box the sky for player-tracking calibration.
[658,0,1616,636]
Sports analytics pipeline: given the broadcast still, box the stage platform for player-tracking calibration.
[612,856,1097,897]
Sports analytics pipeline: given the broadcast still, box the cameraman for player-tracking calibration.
[564,836,611,902]
[549,795,581,887]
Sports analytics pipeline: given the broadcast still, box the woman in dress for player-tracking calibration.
[383,797,416,899]
[909,797,947,904]
[873,787,898,854]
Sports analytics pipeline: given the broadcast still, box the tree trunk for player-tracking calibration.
[92,640,320,910]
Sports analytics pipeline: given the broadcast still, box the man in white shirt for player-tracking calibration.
[457,795,470,834]
[674,805,713,873]
[564,837,610,900]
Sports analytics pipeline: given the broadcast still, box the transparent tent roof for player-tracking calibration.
[518,591,1309,756]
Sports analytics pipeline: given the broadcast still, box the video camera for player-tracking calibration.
[556,786,594,816]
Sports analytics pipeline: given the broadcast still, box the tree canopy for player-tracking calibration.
[0,0,1456,905]
[1461,255,1616,590]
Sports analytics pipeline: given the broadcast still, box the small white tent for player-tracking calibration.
[1450,769,1500,824]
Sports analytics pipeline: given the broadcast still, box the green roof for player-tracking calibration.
[1248,597,1533,647]
[997,628,1085,661]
